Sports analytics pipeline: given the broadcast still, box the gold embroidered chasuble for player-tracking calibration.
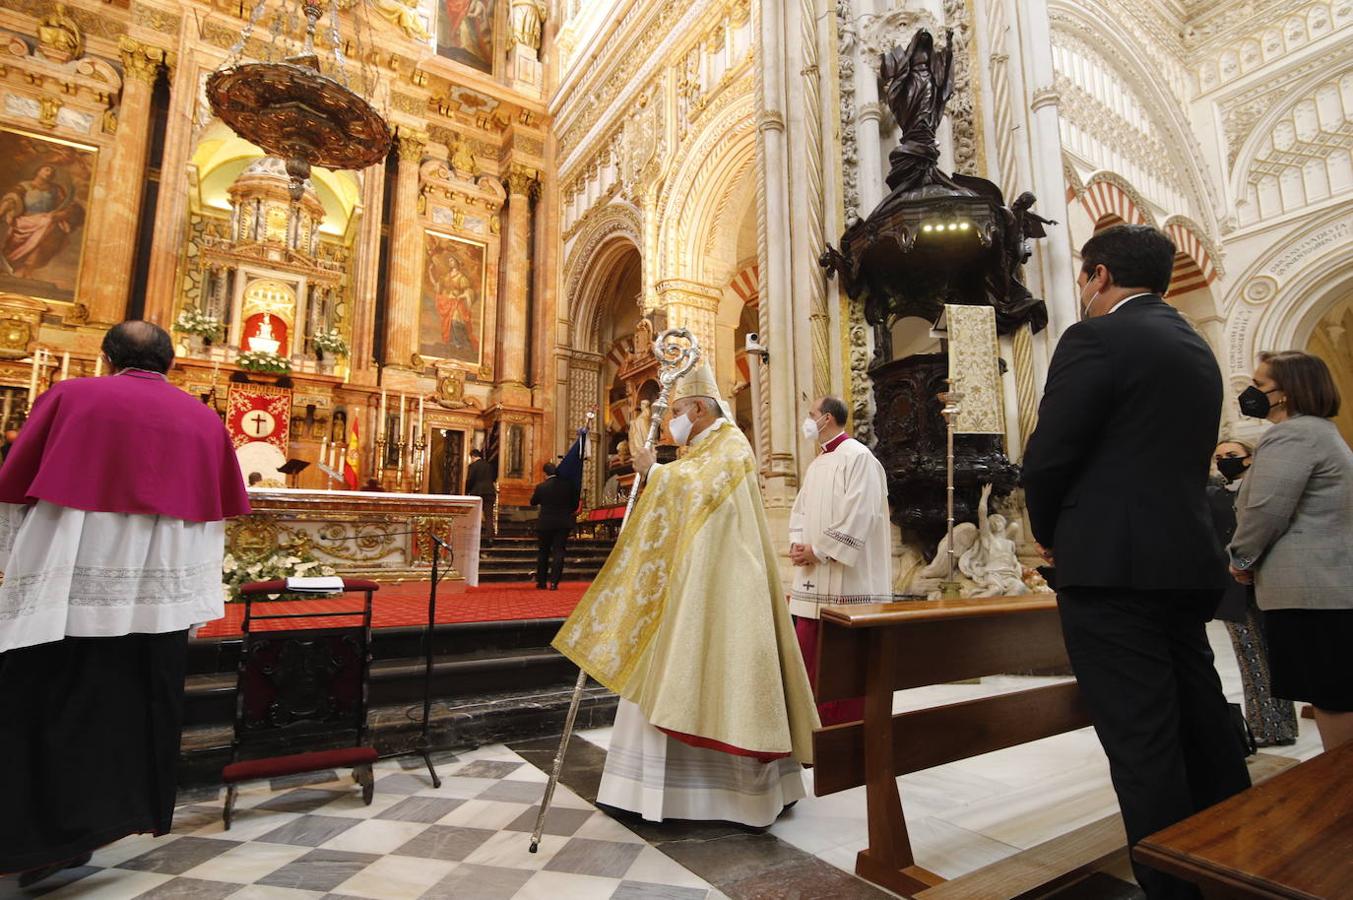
[552,421,820,763]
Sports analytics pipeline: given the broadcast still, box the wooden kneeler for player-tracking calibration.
[812,596,1118,898]
[221,579,380,829]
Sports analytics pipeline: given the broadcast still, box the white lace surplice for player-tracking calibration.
[0,501,226,653]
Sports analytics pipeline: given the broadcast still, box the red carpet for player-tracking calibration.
[197,581,590,638]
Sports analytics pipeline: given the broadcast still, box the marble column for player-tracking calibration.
[1014,0,1076,340]
[382,130,428,371]
[657,279,721,370]
[88,37,163,324]
[348,163,387,385]
[496,164,537,394]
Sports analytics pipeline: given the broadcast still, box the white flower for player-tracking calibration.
[321,566,336,576]
[222,555,237,573]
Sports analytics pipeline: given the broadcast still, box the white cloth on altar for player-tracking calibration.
[788,436,893,619]
[0,500,226,653]
[597,700,806,827]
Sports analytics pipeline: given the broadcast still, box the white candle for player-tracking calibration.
[60,352,69,381]
[333,443,342,470]
[379,390,387,438]
[27,352,38,401]
[94,355,103,378]
[320,436,329,467]
[398,393,406,436]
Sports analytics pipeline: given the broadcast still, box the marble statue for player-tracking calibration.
[910,521,978,599]
[511,0,547,52]
[958,484,1029,598]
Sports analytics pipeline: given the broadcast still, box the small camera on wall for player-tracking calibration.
[744,333,769,362]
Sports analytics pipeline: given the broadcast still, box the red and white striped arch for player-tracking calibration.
[1163,218,1219,296]
[729,261,760,307]
[1080,178,1151,230]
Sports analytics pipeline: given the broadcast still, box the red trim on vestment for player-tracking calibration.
[655,727,791,763]
[822,432,849,453]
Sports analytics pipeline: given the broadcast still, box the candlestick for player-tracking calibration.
[60,352,69,381]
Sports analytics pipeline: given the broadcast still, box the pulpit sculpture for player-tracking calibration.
[819,26,1053,550]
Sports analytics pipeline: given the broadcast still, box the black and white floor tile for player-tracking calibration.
[0,745,725,900]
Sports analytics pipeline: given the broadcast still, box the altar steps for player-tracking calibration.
[476,535,615,582]
[178,616,614,787]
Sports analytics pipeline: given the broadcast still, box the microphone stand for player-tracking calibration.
[413,530,453,788]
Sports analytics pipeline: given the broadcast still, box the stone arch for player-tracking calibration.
[1164,215,1223,291]
[1079,172,1155,228]
[562,201,643,351]
[1049,2,1222,236]
[1228,206,1353,376]
[655,91,757,285]
[1227,64,1353,228]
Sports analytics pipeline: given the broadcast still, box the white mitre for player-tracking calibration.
[671,358,734,419]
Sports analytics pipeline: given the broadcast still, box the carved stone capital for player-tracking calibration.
[758,110,786,134]
[1030,87,1061,112]
[119,36,167,84]
[397,129,429,162]
[503,164,539,197]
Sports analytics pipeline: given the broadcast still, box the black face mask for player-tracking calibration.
[1216,456,1249,482]
[1238,385,1277,419]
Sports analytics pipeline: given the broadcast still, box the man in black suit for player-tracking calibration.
[465,447,497,538]
[1022,225,1251,899]
[531,462,579,590]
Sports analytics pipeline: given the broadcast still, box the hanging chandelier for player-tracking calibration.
[206,0,391,204]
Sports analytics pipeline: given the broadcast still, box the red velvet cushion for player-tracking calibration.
[239,578,381,597]
[223,746,379,783]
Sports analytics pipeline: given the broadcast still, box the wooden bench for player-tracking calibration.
[813,595,1123,897]
[1134,740,1353,898]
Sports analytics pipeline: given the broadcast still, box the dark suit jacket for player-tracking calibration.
[465,458,497,499]
[531,476,580,532]
[1206,483,1249,622]
[1021,295,1228,591]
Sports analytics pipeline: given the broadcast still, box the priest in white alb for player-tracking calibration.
[553,360,818,827]
[789,396,893,724]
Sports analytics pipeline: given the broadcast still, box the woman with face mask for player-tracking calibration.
[1207,439,1297,746]
[1229,350,1353,751]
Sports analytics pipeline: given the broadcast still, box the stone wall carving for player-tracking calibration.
[1193,1,1351,93]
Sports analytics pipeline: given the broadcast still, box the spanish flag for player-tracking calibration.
[344,418,360,489]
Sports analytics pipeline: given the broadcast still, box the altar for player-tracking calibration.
[230,489,482,592]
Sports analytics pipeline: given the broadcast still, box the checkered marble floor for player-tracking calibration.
[0,746,727,900]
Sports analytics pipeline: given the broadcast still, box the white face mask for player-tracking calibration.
[1078,267,1103,320]
[801,415,822,443]
[669,410,695,446]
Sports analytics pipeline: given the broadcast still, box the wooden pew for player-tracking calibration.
[1134,740,1353,898]
[813,595,1114,897]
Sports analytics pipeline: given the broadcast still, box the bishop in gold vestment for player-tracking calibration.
[553,361,819,826]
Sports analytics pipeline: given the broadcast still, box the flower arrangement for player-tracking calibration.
[238,349,292,373]
[175,307,224,341]
[222,541,337,602]
[311,329,349,357]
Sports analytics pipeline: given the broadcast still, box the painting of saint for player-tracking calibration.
[436,0,495,72]
[420,232,486,367]
[0,128,95,304]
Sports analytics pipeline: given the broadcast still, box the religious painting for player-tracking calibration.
[0,127,96,304]
[419,231,487,368]
[436,0,496,73]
